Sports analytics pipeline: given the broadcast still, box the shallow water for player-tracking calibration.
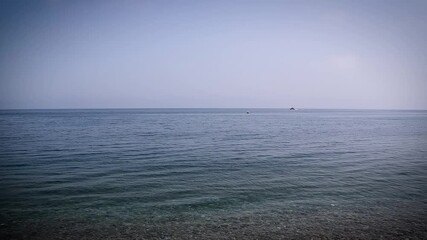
[0,109,426,239]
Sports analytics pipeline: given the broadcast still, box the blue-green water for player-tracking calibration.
[0,109,426,239]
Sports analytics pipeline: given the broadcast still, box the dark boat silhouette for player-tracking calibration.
[290,107,295,110]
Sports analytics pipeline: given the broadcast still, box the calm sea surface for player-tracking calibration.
[0,109,426,239]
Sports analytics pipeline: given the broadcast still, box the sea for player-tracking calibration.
[0,109,426,239]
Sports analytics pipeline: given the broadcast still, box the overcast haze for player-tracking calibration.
[1,0,426,109]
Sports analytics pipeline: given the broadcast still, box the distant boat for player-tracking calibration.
[290,107,295,110]
[246,111,250,114]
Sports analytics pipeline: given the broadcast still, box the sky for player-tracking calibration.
[0,0,426,109]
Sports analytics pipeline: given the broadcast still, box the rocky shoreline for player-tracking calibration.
[2,210,426,240]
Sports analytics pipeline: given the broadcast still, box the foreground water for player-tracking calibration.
[0,109,426,239]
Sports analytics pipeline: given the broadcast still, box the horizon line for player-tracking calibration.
[1,107,426,111]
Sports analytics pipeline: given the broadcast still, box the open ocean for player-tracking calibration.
[0,109,426,239]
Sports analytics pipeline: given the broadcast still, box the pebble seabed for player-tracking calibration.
[1,209,426,240]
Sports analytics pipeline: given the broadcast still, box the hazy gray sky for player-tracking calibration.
[1,0,426,109]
